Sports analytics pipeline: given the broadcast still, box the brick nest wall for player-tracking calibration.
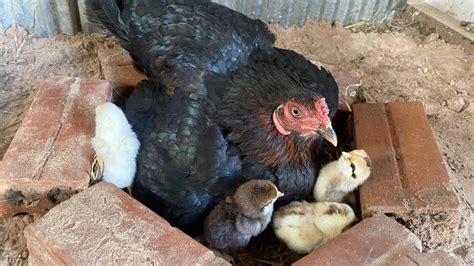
[0,48,461,264]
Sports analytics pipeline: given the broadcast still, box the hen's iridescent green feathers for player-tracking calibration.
[124,80,241,232]
[86,0,275,93]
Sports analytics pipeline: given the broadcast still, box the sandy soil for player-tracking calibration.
[0,21,472,264]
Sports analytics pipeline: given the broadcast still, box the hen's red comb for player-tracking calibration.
[314,98,330,124]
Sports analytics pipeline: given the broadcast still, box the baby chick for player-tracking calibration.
[204,180,284,250]
[91,102,140,194]
[314,149,371,203]
[273,201,356,254]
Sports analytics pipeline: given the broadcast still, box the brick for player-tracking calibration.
[0,77,112,218]
[98,48,148,100]
[293,217,422,266]
[353,101,461,250]
[390,249,461,265]
[24,182,229,265]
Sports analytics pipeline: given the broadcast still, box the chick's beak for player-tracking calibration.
[276,191,285,198]
[317,124,338,147]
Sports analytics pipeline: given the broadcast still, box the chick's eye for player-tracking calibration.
[291,107,301,118]
[350,162,356,178]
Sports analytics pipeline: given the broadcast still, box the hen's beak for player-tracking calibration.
[277,191,285,198]
[318,124,338,147]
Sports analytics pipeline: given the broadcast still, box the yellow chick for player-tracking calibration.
[314,149,371,203]
[273,201,355,254]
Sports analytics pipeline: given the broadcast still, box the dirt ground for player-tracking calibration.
[0,19,472,264]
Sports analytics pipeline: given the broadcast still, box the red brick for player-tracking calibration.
[98,48,148,100]
[353,101,461,250]
[0,78,112,218]
[24,182,229,265]
[293,217,422,266]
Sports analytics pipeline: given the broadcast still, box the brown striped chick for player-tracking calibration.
[273,201,355,254]
[314,149,371,204]
[204,180,284,250]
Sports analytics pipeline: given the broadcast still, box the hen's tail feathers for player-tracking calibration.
[84,0,129,43]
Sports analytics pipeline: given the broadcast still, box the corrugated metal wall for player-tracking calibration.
[1,0,407,37]
[0,0,80,36]
[213,0,407,28]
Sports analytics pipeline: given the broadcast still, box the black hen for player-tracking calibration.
[86,0,274,94]
[86,0,339,233]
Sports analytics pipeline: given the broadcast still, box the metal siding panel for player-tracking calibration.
[265,0,285,25]
[338,0,352,25]
[353,0,364,23]
[362,0,377,21]
[300,0,311,26]
[323,0,337,23]
[0,0,408,36]
[1,0,79,37]
[284,0,294,28]
[308,0,324,22]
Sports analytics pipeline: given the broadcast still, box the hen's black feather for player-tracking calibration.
[248,48,339,118]
[86,0,275,93]
[87,0,340,233]
[125,80,241,232]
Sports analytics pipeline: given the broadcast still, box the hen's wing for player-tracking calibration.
[125,80,241,233]
[86,0,275,94]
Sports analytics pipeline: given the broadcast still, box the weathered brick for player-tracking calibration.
[353,101,461,250]
[293,217,422,266]
[0,78,112,218]
[390,249,461,265]
[98,48,148,100]
[24,182,229,265]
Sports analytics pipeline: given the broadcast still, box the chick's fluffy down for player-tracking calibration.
[273,201,355,254]
[91,102,140,188]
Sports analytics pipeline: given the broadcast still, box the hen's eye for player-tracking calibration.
[291,107,301,118]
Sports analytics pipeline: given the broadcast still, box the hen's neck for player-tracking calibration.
[238,110,318,168]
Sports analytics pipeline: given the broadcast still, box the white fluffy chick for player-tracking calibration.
[314,149,371,203]
[91,102,140,192]
[273,201,356,254]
